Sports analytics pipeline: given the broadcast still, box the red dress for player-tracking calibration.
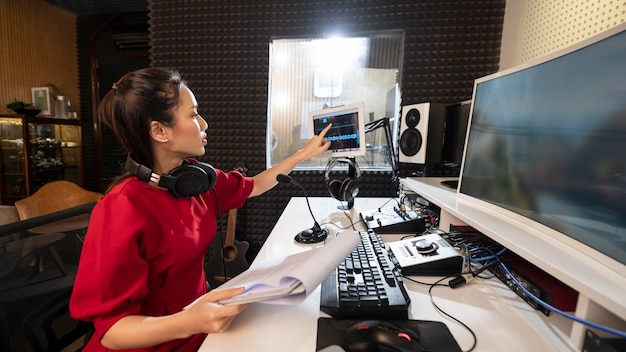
[70,169,254,351]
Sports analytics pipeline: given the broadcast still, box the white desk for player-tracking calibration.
[199,197,577,352]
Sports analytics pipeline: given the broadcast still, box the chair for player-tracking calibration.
[22,288,93,351]
[1,181,102,282]
[15,180,102,233]
[0,232,67,280]
[0,304,13,351]
[0,205,20,226]
[0,205,67,281]
[0,204,97,351]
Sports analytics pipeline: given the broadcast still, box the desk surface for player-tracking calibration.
[199,197,576,352]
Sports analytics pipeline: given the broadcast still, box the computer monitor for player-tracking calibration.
[309,102,366,158]
[459,23,626,273]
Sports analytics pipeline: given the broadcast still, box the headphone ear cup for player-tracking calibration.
[340,179,359,202]
[166,164,209,198]
[191,161,218,190]
[327,179,343,200]
[127,155,218,198]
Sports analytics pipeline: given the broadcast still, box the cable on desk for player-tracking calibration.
[320,210,362,232]
[467,247,507,263]
[324,196,408,232]
[448,260,499,288]
[476,247,626,340]
[400,274,477,352]
[500,260,626,339]
[402,275,448,288]
[428,276,478,352]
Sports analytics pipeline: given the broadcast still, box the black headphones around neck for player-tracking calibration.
[324,158,361,202]
[126,155,217,198]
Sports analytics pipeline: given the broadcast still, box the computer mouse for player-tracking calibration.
[345,320,421,352]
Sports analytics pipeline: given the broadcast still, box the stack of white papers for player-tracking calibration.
[186,230,360,308]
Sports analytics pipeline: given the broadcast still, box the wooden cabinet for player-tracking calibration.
[0,114,83,205]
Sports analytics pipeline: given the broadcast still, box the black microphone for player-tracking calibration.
[276,173,328,244]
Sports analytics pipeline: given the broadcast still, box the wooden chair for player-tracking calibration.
[0,205,66,281]
[0,181,102,281]
[19,181,100,246]
[0,203,97,287]
[15,180,102,229]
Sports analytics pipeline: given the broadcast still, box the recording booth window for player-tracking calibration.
[266,30,404,173]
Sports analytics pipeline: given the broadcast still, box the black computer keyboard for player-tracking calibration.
[320,229,410,319]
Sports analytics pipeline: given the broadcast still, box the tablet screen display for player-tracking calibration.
[309,102,366,157]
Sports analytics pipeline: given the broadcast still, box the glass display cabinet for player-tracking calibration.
[0,114,83,205]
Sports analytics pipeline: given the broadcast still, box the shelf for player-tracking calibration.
[0,114,84,204]
[0,147,23,151]
[22,116,80,126]
[400,177,626,348]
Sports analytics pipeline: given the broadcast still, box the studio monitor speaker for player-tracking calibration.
[398,103,447,166]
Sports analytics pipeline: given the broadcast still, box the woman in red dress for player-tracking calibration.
[70,67,331,351]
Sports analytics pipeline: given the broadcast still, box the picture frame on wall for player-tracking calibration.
[31,87,51,115]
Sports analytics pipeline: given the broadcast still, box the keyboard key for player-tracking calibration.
[320,229,410,319]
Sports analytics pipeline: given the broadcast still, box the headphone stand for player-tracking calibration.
[337,157,356,210]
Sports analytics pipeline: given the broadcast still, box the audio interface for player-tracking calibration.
[360,206,428,234]
[388,233,464,276]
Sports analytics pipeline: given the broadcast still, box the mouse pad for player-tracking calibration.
[316,317,462,352]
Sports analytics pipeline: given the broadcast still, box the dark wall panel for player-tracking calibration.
[77,13,150,192]
[148,0,504,261]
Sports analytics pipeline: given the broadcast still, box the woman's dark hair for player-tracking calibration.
[98,67,187,189]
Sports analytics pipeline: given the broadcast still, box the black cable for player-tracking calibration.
[210,189,227,285]
[340,208,358,231]
[322,196,400,232]
[320,211,364,232]
[477,246,626,339]
[469,260,498,279]
[401,275,448,287]
[428,276,478,352]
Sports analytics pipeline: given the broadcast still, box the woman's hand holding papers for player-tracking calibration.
[185,287,249,334]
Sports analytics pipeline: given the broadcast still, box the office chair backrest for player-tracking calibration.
[14,181,102,220]
[22,288,93,351]
[0,305,13,351]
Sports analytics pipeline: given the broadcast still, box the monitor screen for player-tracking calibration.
[459,25,626,266]
[309,102,366,158]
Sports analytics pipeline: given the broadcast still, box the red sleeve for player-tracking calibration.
[69,191,151,342]
[69,169,253,349]
[209,169,254,214]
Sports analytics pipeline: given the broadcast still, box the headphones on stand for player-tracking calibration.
[324,157,361,203]
[126,155,217,198]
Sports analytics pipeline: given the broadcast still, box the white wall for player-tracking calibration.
[500,0,626,70]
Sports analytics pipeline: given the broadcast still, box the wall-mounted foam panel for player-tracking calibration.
[146,0,505,261]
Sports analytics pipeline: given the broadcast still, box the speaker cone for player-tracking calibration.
[405,108,420,128]
[399,129,422,156]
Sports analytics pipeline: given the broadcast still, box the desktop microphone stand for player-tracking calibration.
[295,221,328,244]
